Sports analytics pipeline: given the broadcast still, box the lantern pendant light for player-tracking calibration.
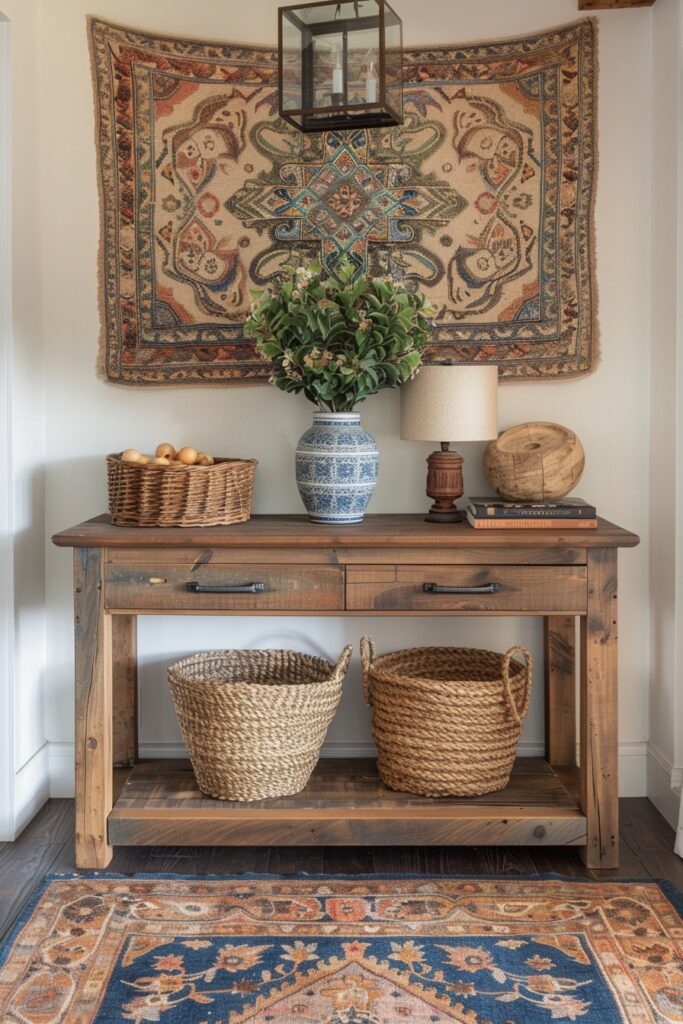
[278,0,403,133]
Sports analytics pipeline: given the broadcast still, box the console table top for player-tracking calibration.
[53,513,640,550]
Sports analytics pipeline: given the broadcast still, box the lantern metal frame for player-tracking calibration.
[278,0,403,133]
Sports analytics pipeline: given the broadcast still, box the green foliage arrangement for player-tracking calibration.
[244,259,433,412]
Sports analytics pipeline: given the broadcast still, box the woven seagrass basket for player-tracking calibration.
[167,646,352,801]
[106,454,257,527]
[361,638,532,798]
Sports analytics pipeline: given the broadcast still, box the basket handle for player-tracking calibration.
[332,644,354,683]
[502,645,533,727]
[360,635,377,705]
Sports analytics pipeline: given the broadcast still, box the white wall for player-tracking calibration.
[7,0,648,799]
[0,10,12,840]
[649,0,683,828]
[1,0,48,839]
[676,2,683,820]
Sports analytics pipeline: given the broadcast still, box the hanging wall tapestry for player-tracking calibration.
[90,17,597,386]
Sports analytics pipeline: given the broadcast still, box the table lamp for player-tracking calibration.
[400,364,498,523]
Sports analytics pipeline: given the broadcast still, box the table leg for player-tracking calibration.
[579,548,619,869]
[74,547,113,869]
[544,616,576,766]
[112,615,138,768]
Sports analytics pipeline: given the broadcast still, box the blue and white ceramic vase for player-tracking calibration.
[295,412,379,524]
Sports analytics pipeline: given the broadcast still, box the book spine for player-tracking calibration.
[468,506,597,519]
[466,514,598,530]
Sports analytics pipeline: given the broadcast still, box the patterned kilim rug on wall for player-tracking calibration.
[1,876,682,1022]
[89,18,598,386]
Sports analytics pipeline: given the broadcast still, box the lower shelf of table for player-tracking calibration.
[108,757,586,848]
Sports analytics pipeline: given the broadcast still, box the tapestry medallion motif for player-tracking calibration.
[1,877,682,1022]
[90,17,598,385]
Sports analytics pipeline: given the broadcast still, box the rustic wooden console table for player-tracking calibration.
[53,514,638,870]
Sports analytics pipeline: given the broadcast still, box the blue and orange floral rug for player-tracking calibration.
[1,875,682,1022]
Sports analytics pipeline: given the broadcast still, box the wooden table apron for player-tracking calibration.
[52,514,640,871]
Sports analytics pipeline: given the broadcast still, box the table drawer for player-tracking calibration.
[105,563,345,612]
[346,565,587,613]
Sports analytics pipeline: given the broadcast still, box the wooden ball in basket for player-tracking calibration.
[484,422,584,501]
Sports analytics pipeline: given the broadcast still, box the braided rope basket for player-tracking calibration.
[361,638,532,798]
[168,646,352,801]
[107,454,257,528]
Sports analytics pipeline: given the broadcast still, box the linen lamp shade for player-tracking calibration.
[400,365,499,523]
[400,365,498,443]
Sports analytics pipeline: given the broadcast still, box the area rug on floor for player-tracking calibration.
[1,876,682,1023]
[90,17,597,386]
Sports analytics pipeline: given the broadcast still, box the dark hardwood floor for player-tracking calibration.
[0,797,680,946]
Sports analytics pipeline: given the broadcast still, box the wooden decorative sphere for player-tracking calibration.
[484,422,585,501]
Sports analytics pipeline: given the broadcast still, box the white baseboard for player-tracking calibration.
[141,740,549,761]
[618,741,649,798]
[48,741,77,798]
[14,743,50,838]
[47,739,648,799]
[646,742,682,828]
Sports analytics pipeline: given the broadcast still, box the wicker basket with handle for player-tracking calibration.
[167,645,353,801]
[361,638,532,798]
[106,454,257,527]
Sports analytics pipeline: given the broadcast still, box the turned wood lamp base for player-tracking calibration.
[424,443,465,524]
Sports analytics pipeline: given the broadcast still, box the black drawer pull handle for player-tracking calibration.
[186,581,266,594]
[423,582,502,595]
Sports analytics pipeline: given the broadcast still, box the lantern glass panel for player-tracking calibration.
[279,0,402,132]
[311,31,344,109]
[347,27,380,107]
[383,1,403,121]
[281,13,302,113]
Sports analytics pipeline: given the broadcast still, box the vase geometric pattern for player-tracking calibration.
[296,413,379,524]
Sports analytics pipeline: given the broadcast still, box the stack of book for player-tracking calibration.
[465,497,598,530]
